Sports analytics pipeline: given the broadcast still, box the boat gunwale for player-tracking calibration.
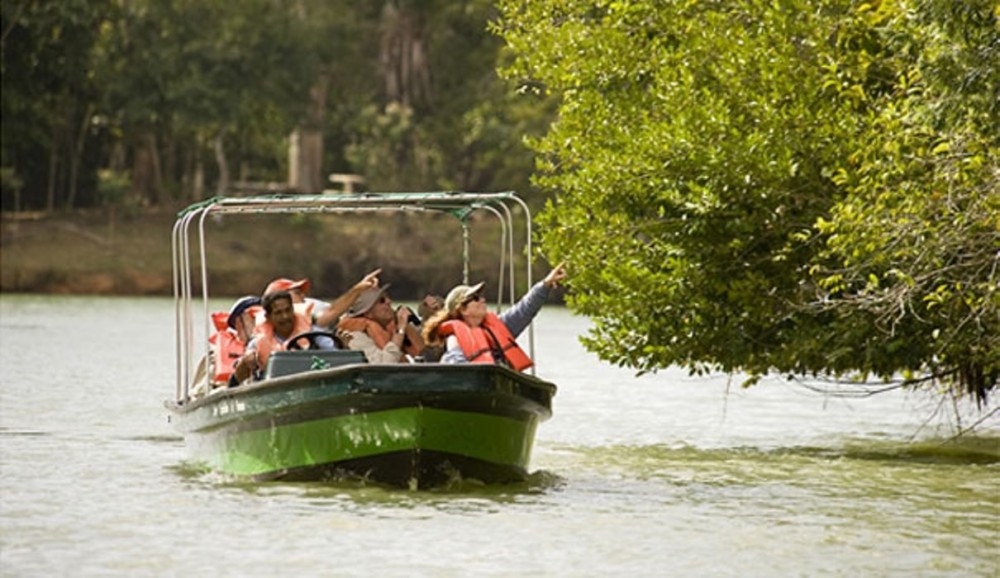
[166,361,557,416]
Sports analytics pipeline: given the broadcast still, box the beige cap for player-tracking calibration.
[444,282,485,312]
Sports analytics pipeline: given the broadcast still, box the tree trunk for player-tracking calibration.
[109,141,125,172]
[194,154,205,200]
[132,130,164,205]
[288,75,330,193]
[148,132,164,204]
[132,135,153,203]
[46,132,58,212]
[213,133,229,196]
[379,2,432,108]
[162,133,177,201]
[288,128,324,193]
[65,102,94,210]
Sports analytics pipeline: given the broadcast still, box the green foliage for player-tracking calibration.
[4,0,548,209]
[810,1,999,404]
[95,169,130,204]
[346,102,428,190]
[341,0,554,194]
[496,0,998,403]
[91,0,318,183]
[1,0,112,207]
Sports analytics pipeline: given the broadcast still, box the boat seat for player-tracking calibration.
[265,349,367,379]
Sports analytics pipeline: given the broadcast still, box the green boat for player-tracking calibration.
[167,192,556,488]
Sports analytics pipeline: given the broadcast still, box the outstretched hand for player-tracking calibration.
[355,268,382,291]
[543,262,567,288]
[321,268,384,328]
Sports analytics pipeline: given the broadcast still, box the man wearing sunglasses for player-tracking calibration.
[337,283,425,363]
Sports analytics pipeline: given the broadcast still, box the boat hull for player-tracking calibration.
[167,363,555,488]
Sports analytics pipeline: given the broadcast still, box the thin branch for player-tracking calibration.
[940,406,1000,443]
[792,377,909,398]
[908,393,950,442]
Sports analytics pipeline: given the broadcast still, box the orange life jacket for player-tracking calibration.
[337,317,422,359]
[208,312,243,384]
[438,314,533,371]
[209,330,244,384]
[252,310,314,368]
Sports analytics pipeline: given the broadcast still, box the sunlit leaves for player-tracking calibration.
[496,0,999,402]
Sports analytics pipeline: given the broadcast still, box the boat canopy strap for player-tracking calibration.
[172,191,536,403]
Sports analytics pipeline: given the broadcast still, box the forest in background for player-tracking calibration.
[3,0,997,405]
[1,0,554,212]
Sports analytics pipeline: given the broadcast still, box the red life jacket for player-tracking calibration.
[209,330,244,384]
[439,313,533,371]
[252,310,314,368]
[208,312,244,384]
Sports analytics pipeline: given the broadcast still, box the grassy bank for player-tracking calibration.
[1,205,536,300]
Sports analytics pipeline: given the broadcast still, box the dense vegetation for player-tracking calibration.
[3,0,997,405]
[495,0,998,404]
[1,0,554,211]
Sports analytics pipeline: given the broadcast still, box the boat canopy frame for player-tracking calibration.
[172,191,537,403]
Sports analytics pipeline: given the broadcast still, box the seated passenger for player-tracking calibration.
[421,263,566,370]
[417,293,445,361]
[263,269,381,334]
[417,293,444,321]
[207,295,261,386]
[231,290,325,384]
[337,284,424,363]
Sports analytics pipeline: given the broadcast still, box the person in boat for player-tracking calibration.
[207,295,261,386]
[421,262,567,370]
[417,293,444,321]
[262,270,382,347]
[416,293,446,361]
[337,284,425,363]
[197,295,261,391]
[231,289,325,384]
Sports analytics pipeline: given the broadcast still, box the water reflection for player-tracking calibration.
[175,466,568,515]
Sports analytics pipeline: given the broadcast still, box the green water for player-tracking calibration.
[1,295,997,576]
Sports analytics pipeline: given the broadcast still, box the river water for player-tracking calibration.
[1,295,997,577]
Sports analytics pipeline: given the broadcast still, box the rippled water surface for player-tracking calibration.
[1,295,997,577]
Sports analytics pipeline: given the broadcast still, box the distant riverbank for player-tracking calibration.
[0,206,535,299]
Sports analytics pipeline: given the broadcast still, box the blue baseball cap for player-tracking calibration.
[227,295,261,328]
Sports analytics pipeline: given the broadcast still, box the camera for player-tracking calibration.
[396,306,422,326]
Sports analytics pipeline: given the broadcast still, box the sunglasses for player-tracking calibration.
[462,292,485,305]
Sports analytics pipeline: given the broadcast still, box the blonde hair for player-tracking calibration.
[421,308,462,347]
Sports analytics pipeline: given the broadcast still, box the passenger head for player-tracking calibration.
[444,282,487,327]
[227,295,261,342]
[417,293,444,321]
[347,284,393,328]
[263,278,310,303]
[422,282,485,344]
[262,290,296,337]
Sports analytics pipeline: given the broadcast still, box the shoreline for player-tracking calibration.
[1,206,538,299]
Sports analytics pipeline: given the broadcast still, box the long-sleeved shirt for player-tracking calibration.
[440,281,551,364]
[345,330,404,364]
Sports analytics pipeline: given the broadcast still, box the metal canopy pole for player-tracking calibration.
[172,191,538,399]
